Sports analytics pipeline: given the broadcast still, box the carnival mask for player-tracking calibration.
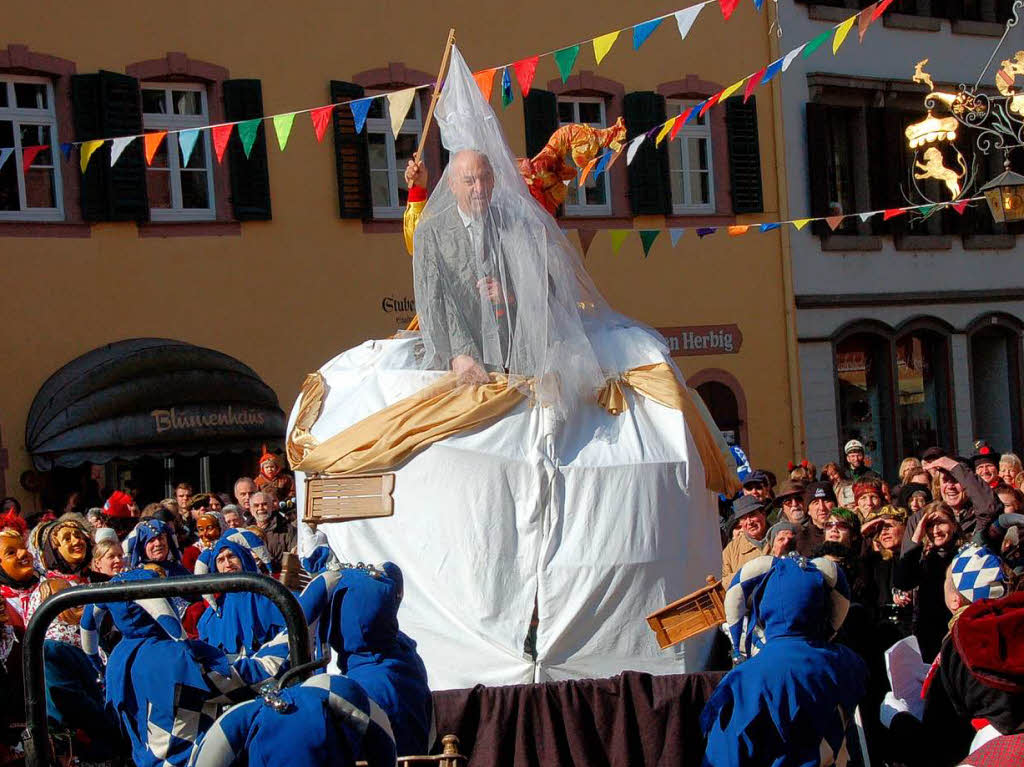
[197,517,222,546]
[0,533,36,583]
[55,525,88,565]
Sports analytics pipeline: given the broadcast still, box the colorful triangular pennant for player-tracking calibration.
[833,15,857,54]
[744,67,766,102]
[110,136,135,167]
[803,29,832,59]
[212,124,233,163]
[501,67,514,107]
[238,119,260,158]
[728,225,750,236]
[593,31,620,65]
[578,228,598,257]
[610,229,631,254]
[350,98,373,134]
[720,79,746,101]
[670,228,685,246]
[826,215,845,231]
[512,56,539,97]
[473,70,497,102]
[554,46,580,84]
[791,218,812,230]
[671,108,692,139]
[639,229,660,256]
[655,116,678,146]
[626,135,645,165]
[674,5,704,41]
[696,227,717,238]
[759,223,780,232]
[80,140,103,172]
[883,208,907,220]
[311,105,335,142]
[918,204,937,217]
[719,0,740,20]
[59,143,72,162]
[0,147,12,171]
[859,211,876,223]
[951,200,970,215]
[143,131,166,166]
[20,145,45,175]
[699,92,722,118]
[386,90,416,139]
[272,114,295,151]
[592,151,612,182]
[762,58,784,84]
[633,18,663,50]
[782,44,806,71]
[858,4,877,42]
[578,157,599,186]
[872,0,896,21]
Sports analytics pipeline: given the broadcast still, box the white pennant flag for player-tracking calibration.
[626,135,646,165]
[782,44,806,72]
[386,88,418,140]
[859,211,876,223]
[109,136,135,166]
[0,147,12,171]
[674,4,705,41]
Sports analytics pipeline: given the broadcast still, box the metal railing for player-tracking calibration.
[22,573,311,767]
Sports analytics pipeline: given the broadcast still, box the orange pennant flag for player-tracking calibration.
[512,56,539,97]
[578,157,599,186]
[473,69,497,102]
[858,3,876,42]
[826,215,845,231]
[727,225,749,236]
[143,131,167,166]
[212,124,234,163]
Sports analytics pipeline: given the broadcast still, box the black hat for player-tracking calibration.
[742,470,769,488]
[970,444,1000,469]
[803,481,837,506]
[921,446,946,463]
[726,495,767,529]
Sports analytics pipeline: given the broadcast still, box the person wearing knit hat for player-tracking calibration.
[797,481,837,557]
[767,521,800,557]
[853,478,885,520]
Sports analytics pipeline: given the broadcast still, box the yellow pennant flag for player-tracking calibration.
[655,116,678,146]
[833,15,857,54]
[80,140,104,172]
[792,218,812,230]
[720,79,746,100]
[386,88,418,139]
[593,31,620,66]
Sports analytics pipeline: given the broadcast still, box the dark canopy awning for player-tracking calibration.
[26,338,286,470]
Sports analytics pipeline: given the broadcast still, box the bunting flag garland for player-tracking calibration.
[872,0,896,21]
[386,90,416,139]
[633,18,663,49]
[782,44,806,71]
[674,5,705,41]
[593,31,619,65]
[554,46,580,84]
[592,151,613,181]
[59,143,72,162]
[655,117,678,146]
[237,119,261,158]
[718,0,741,21]
[832,16,857,54]
[0,147,12,171]
[791,218,812,230]
[610,229,630,254]
[578,228,598,256]
[670,109,691,139]
[699,93,721,118]
[952,200,970,214]
[826,215,845,231]
[639,229,660,255]
[501,67,514,107]
[761,58,784,85]
[727,225,749,236]
[512,56,539,97]
[625,135,645,165]
[350,98,373,134]
[720,79,746,101]
[883,208,907,220]
[744,67,766,102]
[109,136,135,167]
[473,69,497,102]
[179,129,200,165]
[21,145,45,174]
[80,140,103,172]
[310,105,335,142]
[859,212,875,223]
[211,124,233,163]
[697,227,717,238]
[143,132,166,166]
[759,222,780,232]
[803,29,833,59]
[858,3,877,42]
[272,114,295,151]
[578,156,599,186]
[670,228,685,246]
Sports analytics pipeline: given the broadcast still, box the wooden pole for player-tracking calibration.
[415,28,456,161]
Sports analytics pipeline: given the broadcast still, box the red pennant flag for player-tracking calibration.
[699,92,722,118]
[670,108,692,140]
[21,145,46,174]
[212,124,234,163]
[826,215,845,231]
[871,0,896,21]
[744,67,766,103]
[858,3,877,42]
[143,131,167,166]
[951,200,970,215]
[719,0,741,20]
[512,56,540,97]
[473,69,498,102]
[578,229,597,257]
[310,106,334,143]
[883,208,907,220]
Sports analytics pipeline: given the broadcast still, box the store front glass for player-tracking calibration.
[895,331,951,458]
[836,333,893,476]
[971,327,1022,453]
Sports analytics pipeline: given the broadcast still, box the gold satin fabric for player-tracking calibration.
[291,373,526,475]
[597,363,741,496]
[286,372,328,468]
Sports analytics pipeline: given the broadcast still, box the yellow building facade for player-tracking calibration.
[1,0,799,510]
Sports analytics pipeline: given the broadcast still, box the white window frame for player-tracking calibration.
[366,96,422,220]
[141,83,216,222]
[667,99,715,215]
[0,75,64,221]
[558,96,612,217]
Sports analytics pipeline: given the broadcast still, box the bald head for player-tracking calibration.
[449,150,494,217]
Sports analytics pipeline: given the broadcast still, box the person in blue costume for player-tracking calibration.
[123,518,191,576]
[79,568,292,767]
[190,673,397,767]
[701,554,869,767]
[317,563,433,757]
[194,527,273,575]
[197,535,286,657]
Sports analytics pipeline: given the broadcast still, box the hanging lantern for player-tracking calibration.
[980,165,1024,223]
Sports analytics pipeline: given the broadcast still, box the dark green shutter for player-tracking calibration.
[623,91,671,215]
[71,71,148,222]
[805,102,832,237]
[223,78,272,221]
[725,95,763,214]
[523,89,558,158]
[330,80,371,220]
[866,106,890,235]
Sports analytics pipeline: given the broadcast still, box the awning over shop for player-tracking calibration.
[26,338,286,470]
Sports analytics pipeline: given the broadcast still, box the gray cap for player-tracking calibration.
[767,520,799,546]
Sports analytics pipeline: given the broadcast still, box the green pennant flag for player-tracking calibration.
[273,113,295,151]
[918,204,937,217]
[639,229,660,257]
[238,118,261,158]
[554,45,581,84]
[610,229,631,254]
[802,28,832,58]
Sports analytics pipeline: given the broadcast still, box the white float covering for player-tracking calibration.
[290,323,721,690]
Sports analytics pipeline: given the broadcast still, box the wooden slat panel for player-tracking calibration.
[304,473,396,523]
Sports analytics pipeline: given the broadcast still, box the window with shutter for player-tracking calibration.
[364,93,422,219]
[623,91,671,216]
[523,89,558,158]
[666,99,714,214]
[0,76,64,221]
[330,80,371,220]
[223,78,271,221]
[725,95,763,214]
[558,96,613,216]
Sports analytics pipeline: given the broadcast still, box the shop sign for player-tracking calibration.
[658,324,743,357]
[381,295,416,326]
[150,406,267,435]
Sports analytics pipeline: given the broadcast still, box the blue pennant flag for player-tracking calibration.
[761,58,784,86]
[759,222,781,232]
[592,151,612,182]
[350,98,374,134]
[633,18,663,49]
[686,104,703,124]
[0,147,12,171]
[501,67,514,107]
[753,0,764,10]
[696,227,717,238]
[59,143,73,161]
[669,228,685,246]
[178,129,200,167]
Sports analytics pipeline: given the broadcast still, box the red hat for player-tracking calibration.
[103,490,135,519]
[0,510,27,538]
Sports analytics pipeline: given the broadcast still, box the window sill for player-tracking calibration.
[883,13,942,32]
[0,221,91,237]
[894,234,952,251]
[819,234,883,251]
[807,5,856,23]
[137,221,241,238]
[963,233,1016,249]
[951,19,1005,37]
